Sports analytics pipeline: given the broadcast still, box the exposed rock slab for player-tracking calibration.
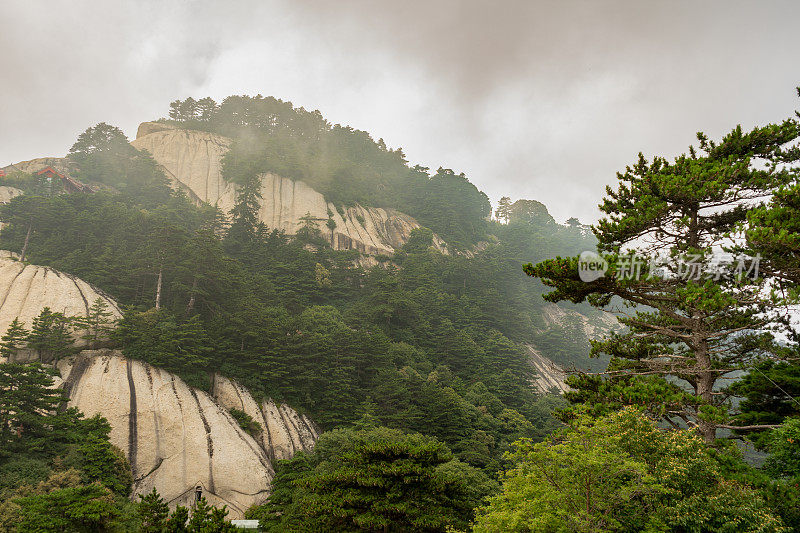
[540,303,618,339]
[0,186,22,204]
[0,253,121,358]
[1,157,73,176]
[57,351,316,518]
[211,374,318,463]
[132,122,446,255]
[525,344,570,394]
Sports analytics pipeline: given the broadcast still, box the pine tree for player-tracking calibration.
[187,497,236,532]
[179,97,198,121]
[226,174,263,249]
[138,488,170,533]
[296,212,322,241]
[165,505,189,532]
[76,298,116,349]
[0,318,29,361]
[494,196,512,223]
[525,117,800,442]
[26,308,74,363]
[168,100,183,121]
[196,97,218,122]
[0,362,65,448]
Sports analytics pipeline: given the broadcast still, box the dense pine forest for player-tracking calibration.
[0,94,799,531]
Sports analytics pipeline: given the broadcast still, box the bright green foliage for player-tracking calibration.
[729,357,800,446]
[26,307,74,363]
[0,318,29,361]
[245,453,312,530]
[228,408,262,437]
[524,115,800,442]
[473,408,786,532]
[11,480,121,532]
[138,488,170,532]
[165,506,189,532]
[187,497,238,532]
[0,362,66,452]
[76,433,132,497]
[0,362,134,531]
[252,425,496,532]
[747,177,800,290]
[765,418,800,479]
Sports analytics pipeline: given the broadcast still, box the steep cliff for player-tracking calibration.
[57,351,316,518]
[540,302,618,339]
[211,374,318,463]
[0,253,121,359]
[131,122,446,255]
[0,257,316,517]
[525,344,569,394]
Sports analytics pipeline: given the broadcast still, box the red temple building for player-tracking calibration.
[36,166,93,194]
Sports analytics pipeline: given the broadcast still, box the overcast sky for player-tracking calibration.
[1,0,798,223]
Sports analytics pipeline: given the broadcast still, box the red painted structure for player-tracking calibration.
[36,166,93,193]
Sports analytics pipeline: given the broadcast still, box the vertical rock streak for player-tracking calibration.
[126,358,138,476]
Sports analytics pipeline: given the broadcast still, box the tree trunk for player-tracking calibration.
[19,222,32,262]
[155,265,163,310]
[692,321,717,443]
[186,276,198,314]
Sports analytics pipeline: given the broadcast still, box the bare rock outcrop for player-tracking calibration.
[57,351,316,518]
[0,186,22,204]
[0,253,121,359]
[0,254,317,518]
[525,344,570,394]
[132,122,446,255]
[1,157,73,176]
[540,302,618,339]
[211,374,318,462]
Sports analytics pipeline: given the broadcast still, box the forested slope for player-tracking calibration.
[0,98,607,471]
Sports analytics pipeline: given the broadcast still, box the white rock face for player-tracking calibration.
[525,344,569,394]
[57,351,316,518]
[132,122,446,255]
[0,186,22,204]
[0,254,121,358]
[540,303,618,339]
[0,187,23,232]
[211,374,318,462]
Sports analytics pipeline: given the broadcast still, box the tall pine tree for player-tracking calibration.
[525,116,800,442]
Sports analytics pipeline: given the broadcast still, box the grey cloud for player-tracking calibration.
[1,0,798,223]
